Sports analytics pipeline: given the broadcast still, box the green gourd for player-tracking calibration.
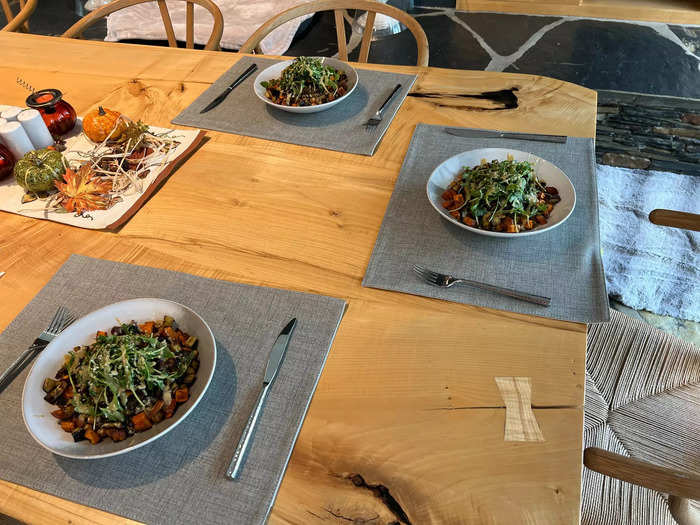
[14,148,65,193]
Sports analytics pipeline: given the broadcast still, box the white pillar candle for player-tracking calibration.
[18,109,54,149]
[0,121,34,160]
[0,107,23,122]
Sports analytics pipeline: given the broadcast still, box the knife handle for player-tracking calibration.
[376,83,402,116]
[0,342,44,388]
[226,383,270,479]
[227,63,258,91]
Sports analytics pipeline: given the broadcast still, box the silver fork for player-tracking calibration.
[413,265,551,307]
[364,83,402,131]
[0,306,76,387]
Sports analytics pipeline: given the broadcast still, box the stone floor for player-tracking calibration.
[12,2,700,99]
[3,2,698,345]
[288,6,700,99]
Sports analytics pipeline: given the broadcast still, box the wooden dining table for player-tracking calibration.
[0,32,596,524]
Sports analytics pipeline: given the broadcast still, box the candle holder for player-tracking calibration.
[26,89,77,137]
[0,143,15,180]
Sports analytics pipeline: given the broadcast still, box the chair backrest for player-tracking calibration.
[63,0,224,51]
[0,0,38,33]
[239,0,429,67]
[649,209,700,231]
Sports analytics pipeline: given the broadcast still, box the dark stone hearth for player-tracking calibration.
[414,0,456,7]
[653,126,700,138]
[349,14,490,69]
[506,20,700,99]
[668,25,700,55]
[601,153,651,169]
[455,12,561,56]
[597,90,700,176]
[682,114,700,126]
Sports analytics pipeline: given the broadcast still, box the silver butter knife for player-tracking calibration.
[226,318,297,479]
[200,63,258,114]
[444,127,567,144]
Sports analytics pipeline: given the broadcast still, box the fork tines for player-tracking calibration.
[413,264,440,285]
[364,118,381,132]
[45,306,76,338]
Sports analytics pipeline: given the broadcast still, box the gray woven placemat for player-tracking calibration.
[172,56,416,155]
[363,124,609,323]
[0,255,345,524]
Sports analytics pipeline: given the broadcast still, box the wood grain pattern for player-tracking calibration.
[0,33,596,524]
[185,1,194,49]
[584,448,700,500]
[156,0,177,48]
[496,377,545,442]
[358,11,376,63]
[456,0,700,25]
[334,9,348,61]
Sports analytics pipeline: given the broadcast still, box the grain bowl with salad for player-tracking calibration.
[254,56,358,114]
[42,316,199,445]
[22,298,216,459]
[426,148,576,238]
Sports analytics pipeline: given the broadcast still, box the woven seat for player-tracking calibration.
[584,309,700,524]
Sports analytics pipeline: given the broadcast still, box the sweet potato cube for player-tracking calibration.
[174,387,189,403]
[139,322,155,334]
[131,412,153,432]
[59,421,75,433]
[84,427,101,444]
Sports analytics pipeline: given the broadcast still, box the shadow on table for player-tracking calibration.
[264,84,369,128]
[55,338,236,488]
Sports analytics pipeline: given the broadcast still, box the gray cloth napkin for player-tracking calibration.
[363,124,609,323]
[172,56,416,155]
[0,255,345,524]
[597,164,699,321]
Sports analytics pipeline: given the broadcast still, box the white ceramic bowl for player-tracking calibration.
[22,298,216,459]
[253,57,358,114]
[426,148,576,238]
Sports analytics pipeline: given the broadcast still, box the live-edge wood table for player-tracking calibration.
[0,33,594,525]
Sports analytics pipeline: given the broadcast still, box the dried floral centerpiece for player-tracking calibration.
[15,107,182,217]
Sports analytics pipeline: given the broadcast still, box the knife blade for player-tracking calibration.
[444,127,567,143]
[200,63,258,114]
[226,318,297,479]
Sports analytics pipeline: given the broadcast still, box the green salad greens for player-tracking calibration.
[442,156,561,233]
[66,326,193,423]
[261,56,348,106]
[43,316,200,444]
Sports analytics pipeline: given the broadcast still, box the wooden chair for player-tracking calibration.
[649,209,700,232]
[239,0,429,67]
[0,0,37,33]
[63,0,224,51]
[584,309,700,525]
[585,448,700,524]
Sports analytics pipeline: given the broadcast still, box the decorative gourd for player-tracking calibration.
[14,148,65,193]
[83,106,126,143]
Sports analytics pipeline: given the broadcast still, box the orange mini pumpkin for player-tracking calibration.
[83,106,126,143]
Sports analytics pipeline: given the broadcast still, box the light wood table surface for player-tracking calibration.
[0,33,595,525]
